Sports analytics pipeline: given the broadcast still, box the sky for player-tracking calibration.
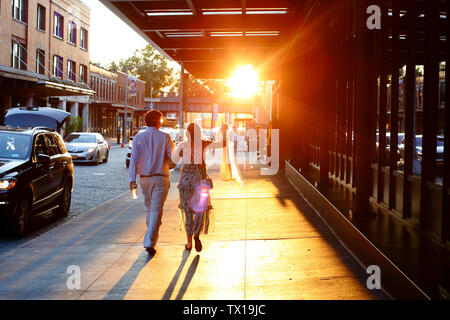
[80,0,157,67]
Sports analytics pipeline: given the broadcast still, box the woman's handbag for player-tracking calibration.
[195,164,213,190]
[203,177,214,190]
[189,164,213,213]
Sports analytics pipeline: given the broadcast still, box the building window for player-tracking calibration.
[36,49,45,74]
[68,21,76,44]
[11,40,26,70]
[80,27,88,50]
[80,64,87,84]
[12,0,26,23]
[53,12,63,38]
[53,55,63,78]
[67,60,76,81]
[37,4,45,31]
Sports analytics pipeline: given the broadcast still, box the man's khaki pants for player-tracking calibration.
[140,175,170,249]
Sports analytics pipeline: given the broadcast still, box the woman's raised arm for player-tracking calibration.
[171,142,183,164]
[207,125,227,150]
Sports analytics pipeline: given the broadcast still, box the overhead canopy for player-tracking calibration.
[99,0,312,80]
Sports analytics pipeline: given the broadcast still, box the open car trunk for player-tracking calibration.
[3,107,71,132]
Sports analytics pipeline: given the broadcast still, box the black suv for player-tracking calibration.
[0,107,74,237]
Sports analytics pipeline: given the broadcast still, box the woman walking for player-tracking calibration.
[172,123,226,251]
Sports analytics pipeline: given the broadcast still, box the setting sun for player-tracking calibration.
[226,65,260,98]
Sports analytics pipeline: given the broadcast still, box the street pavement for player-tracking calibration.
[70,144,134,216]
[0,158,389,300]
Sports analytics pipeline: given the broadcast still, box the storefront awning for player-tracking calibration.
[0,66,95,97]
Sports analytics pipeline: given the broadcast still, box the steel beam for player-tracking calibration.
[420,0,440,229]
[402,0,417,220]
[441,0,450,243]
[389,0,400,211]
[354,0,378,217]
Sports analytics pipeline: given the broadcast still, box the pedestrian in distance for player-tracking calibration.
[220,124,232,181]
[129,110,175,256]
[171,123,227,252]
[232,125,238,156]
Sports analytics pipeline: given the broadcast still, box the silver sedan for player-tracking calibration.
[65,132,110,165]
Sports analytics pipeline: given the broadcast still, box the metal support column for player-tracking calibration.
[441,0,450,243]
[179,63,185,132]
[354,0,378,217]
[389,0,400,210]
[420,0,440,229]
[377,2,388,203]
[403,0,417,220]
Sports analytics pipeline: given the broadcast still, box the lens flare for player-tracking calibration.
[189,182,211,212]
[226,65,259,98]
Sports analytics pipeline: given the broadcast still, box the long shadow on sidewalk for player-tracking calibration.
[103,251,153,300]
[162,251,200,300]
[174,255,200,300]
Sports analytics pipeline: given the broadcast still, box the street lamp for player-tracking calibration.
[124,67,131,145]
[150,80,153,110]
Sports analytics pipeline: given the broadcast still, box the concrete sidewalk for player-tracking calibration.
[106,138,126,149]
[0,165,388,300]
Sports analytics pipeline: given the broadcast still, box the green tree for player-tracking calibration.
[107,61,119,72]
[65,116,83,137]
[115,45,176,97]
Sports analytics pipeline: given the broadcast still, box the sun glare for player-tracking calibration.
[226,65,259,98]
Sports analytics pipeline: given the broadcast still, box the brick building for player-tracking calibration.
[89,63,147,141]
[0,0,94,126]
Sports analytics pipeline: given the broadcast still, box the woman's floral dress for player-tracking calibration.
[177,140,214,236]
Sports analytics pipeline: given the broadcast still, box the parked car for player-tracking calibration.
[160,126,182,142]
[0,107,74,237]
[397,135,444,170]
[126,127,147,168]
[3,106,69,132]
[376,131,404,164]
[65,132,110,164]
[409,135,444,165]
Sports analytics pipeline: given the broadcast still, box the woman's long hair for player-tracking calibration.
[186,123,202,164]
[186,123,202,147]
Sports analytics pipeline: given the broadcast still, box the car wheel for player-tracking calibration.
[126,159,130,168]
[12,196,31,237]
[56,180,71,217]
[103,150,109,163]
[96,151,101,165]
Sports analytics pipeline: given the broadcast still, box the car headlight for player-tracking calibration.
[87,148,96,153]
[0,179,17,191]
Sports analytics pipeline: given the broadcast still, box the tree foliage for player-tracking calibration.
[110,45,176,97]
[65,116,83,137]
[107,61,119,72]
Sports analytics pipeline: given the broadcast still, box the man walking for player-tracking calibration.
[129,110,174,256]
